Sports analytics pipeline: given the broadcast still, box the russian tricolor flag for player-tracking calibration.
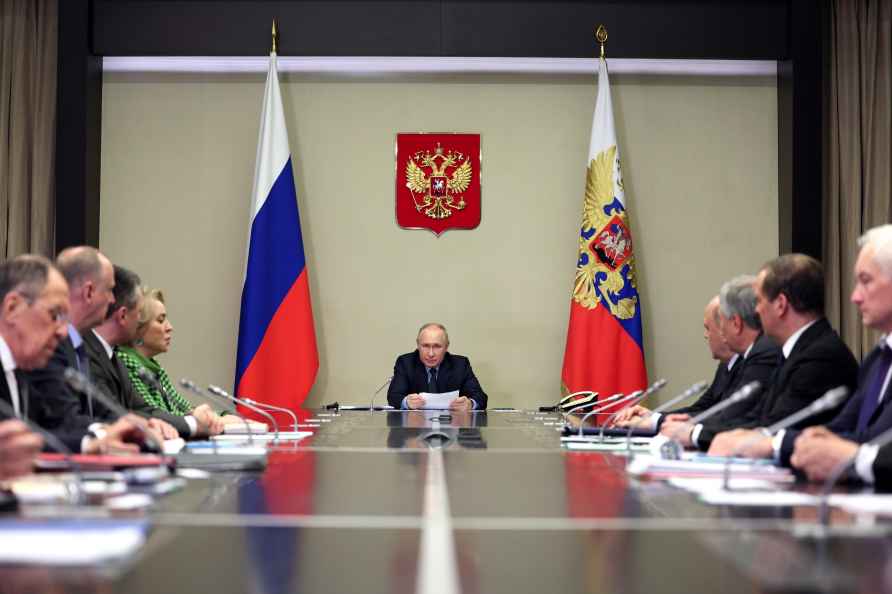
[235,52,318,418]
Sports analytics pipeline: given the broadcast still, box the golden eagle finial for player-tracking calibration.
[595,25,608,59]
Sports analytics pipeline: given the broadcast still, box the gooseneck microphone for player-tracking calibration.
[208,384,281,442]
[659,380,763,460]
[817,424,892,528]
[180,379,255,445]
[600,379,667,441]
[721,386,850,490]
[624,380,708,455]
[369,376,394,414]
[575,391,643,436]
[0,398,86,505]
[64,368,162,454]
[240,398,299,432]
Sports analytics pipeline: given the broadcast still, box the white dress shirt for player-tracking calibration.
[0,334,22,416]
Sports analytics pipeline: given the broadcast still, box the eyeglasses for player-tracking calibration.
[33,302,68,325]
[21,294,69,326]
[45,306,69,325]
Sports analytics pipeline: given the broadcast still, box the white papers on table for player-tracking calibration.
[0,520,148,565]
[667,477,789,493]
[562,437,653,451]
[830,493,892,515]
[9,476,127,504]
[626,454,794,481]
[696,490,892,511]
[187,445,268,456]
[222,421,269,434]
[162,438,186,454]
[420,391,459,409]
[210,430,313,442]
[698,490,818,506]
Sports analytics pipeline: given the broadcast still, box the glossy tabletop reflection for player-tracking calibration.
[3,410,892,594]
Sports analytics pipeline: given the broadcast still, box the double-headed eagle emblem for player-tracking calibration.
[405,143,473,220]
[573,145,639,320]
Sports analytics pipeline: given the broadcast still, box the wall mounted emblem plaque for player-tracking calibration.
[395,133,481,236]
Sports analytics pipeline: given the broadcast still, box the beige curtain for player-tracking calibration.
[0,0,57,259]
[825,0,892,358]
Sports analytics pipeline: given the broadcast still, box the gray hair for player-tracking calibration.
[55,246,103,288]
[719,274,761,331]
[417,322,449,345]
[858,225,892,278]
[0,255,53,303]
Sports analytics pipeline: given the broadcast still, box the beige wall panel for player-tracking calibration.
[100,72,777,410]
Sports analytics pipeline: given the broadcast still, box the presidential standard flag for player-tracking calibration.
[235,52,318,418]
[561,56,647,410]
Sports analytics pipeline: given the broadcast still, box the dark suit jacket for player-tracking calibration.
[780,343,892,466]
[664,357,739,421]
[747,319,857,428]
[386,351,488,409]
[873,443,892,491]
[19,338,98,450]
[696,333,782,449]
[699,319,857,452]
[81,331,192,437]
[0,343,92,452]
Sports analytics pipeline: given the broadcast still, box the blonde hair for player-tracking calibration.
[135,287,166,338]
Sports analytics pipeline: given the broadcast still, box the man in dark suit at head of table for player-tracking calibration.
[386,322,487,412]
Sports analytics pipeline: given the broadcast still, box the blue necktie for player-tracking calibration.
[75,344,90,378]
[428,367,439,393]
[75,344,93,416]
[856,345,892,434]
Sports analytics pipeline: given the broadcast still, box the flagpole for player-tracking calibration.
[596,24,607,59]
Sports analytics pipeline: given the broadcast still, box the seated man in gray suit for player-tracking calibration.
[387,323,487,412]
[674,275,781,451]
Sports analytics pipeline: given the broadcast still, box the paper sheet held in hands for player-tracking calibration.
[421,390,459,409]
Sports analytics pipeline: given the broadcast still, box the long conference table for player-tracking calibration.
[2,409,892,594]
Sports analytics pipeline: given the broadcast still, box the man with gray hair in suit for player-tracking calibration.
[662,275,781,450]
[613,295,738,430]
[0,254,157,457]
[789,225,892,484]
